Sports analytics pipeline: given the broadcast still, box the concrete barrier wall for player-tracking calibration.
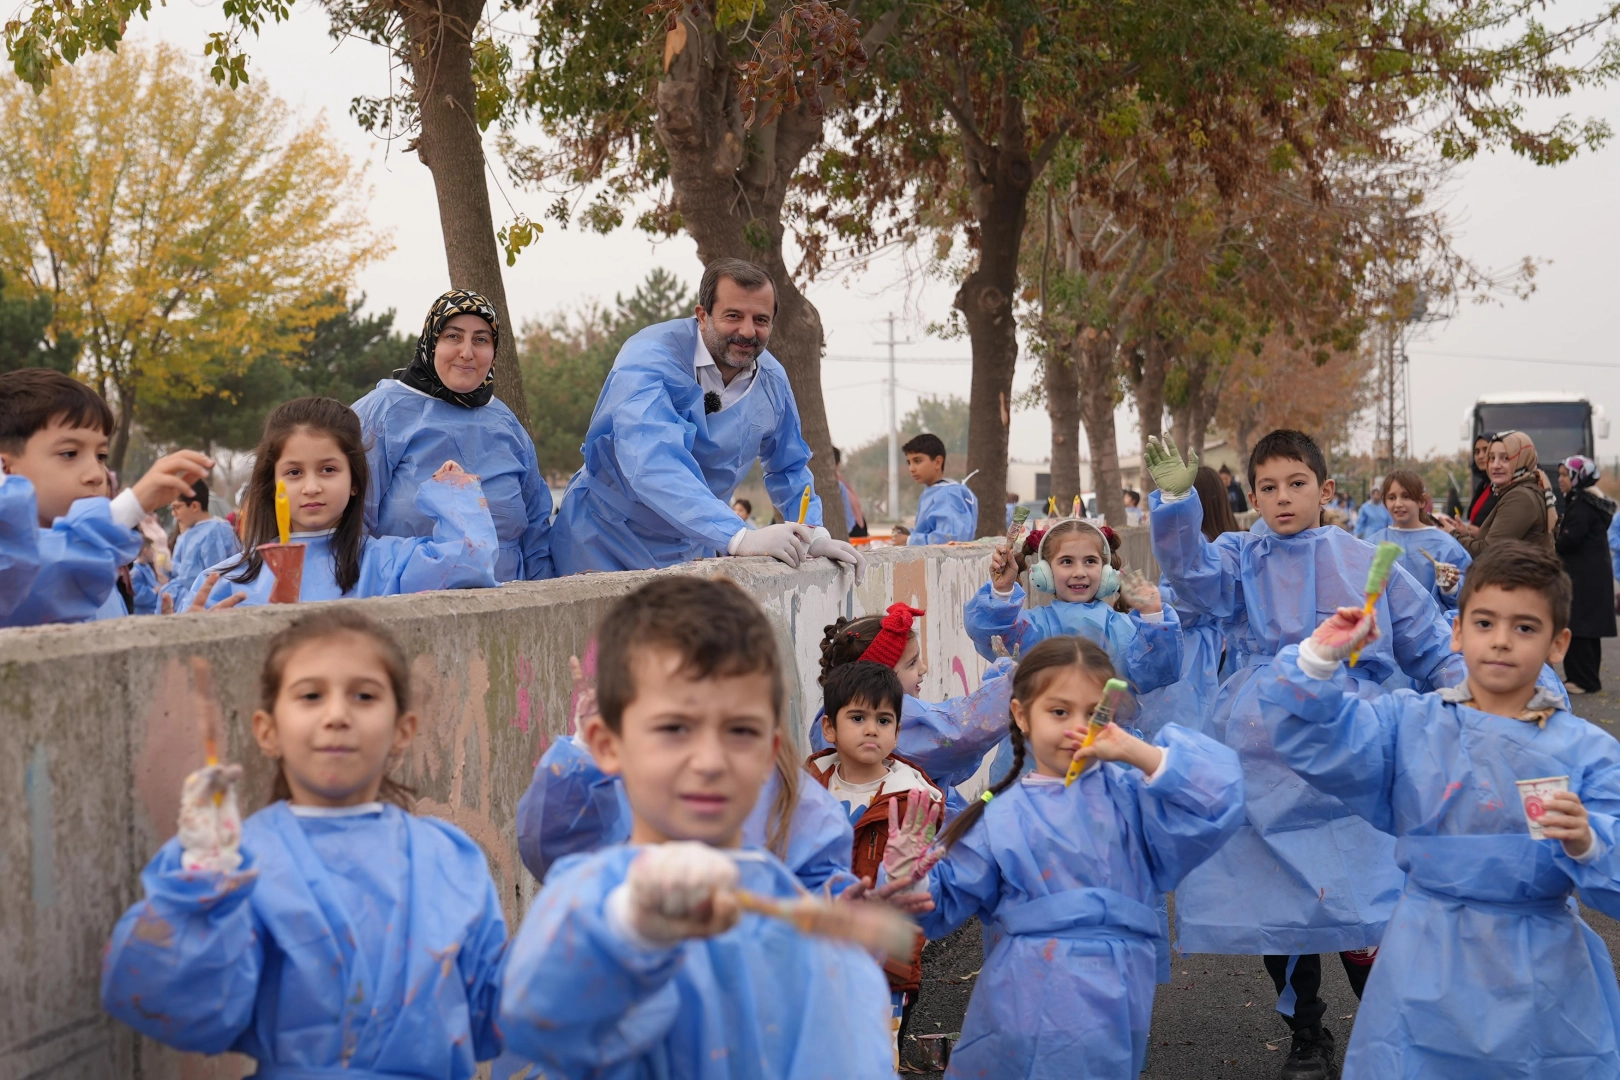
[0,539,1040,1080]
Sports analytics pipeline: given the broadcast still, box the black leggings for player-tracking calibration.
[1263,951,1376,1032]
[1566,636,1604,693]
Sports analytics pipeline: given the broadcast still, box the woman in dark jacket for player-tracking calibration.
[1556,455,1617,694]
[1442,431,1554,556]
[1467,432,1499,526]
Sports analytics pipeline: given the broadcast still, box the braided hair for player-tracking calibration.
[818,614,888,685]
[934,635,1118,851]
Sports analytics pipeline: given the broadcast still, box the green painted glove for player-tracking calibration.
[1145,436,1199,498]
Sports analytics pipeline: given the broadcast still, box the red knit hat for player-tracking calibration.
[857,603,925,668]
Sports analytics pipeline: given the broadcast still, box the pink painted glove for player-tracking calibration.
[881,790,942,888]
[1308,606,1379,663]
[178,764,244,873]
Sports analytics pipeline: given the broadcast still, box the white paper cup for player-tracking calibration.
[1516,775,1571,840]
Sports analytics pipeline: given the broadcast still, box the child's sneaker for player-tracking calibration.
[1279,1026,1337,1080]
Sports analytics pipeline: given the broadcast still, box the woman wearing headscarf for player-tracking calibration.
[1466,432,1498,526]
[352,290,554,581]
[1555,455,1616,694]
[1439,430,1554,556]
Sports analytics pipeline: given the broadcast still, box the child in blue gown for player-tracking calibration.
[102,609,509,1077]
[501,577,896,1078]
[186,396,497,609]
[895,635,1243,1080]
[1261,542,1620,1079]
[1365,470,1471,611]
[1,368,213,626]
[964,517,1183,694]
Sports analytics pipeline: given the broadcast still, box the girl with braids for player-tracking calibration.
[886,635,1243,1080]
[964,517,1184,696]
[807,602,1017,788]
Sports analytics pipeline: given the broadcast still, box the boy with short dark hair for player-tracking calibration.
[1145,429,1465,1079]
[1260,541,1620,1079]
[903,432,978,544]
[0,368,212,626]
[162,475,240,610]
[806,661,946,1055]
[500,577,895,1078]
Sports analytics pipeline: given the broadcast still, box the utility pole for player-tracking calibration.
[877,313,911,523]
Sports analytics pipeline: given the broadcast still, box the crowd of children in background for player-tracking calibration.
[10,328,1620,1079]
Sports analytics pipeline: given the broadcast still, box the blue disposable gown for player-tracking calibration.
[102,802,507,1076]
[190,474,498,608]
[516,734,859,895]
[0,475,42,622]
[1149,487,1466,954]
[130,562,160,615]
[915,725,1244,1080]
[550,318,822,574]
[500,845,893,1079]
[1366,524,1472,609]
[4,495,141,628]
[1261,646,1620,1079]
[354,379,555,582]
[1135,584,1227,740]
[963,583,1184,695]
[910,480,979,545]
[161,517,240,608]
[807,657,1017,787]
[1354,501,1393,538]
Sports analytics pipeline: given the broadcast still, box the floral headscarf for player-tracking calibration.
[1564,455,1601,491]
[1488,430,1539,491]
[395,289,501,408]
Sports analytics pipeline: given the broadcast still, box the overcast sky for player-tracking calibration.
[129,1,1620,467]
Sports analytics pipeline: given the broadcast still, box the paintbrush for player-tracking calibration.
[1006,504,1030,554]
[274,479,291,545]
[731,888,920,959]
[796,484,812,525]
[189,656,224,805]
[1348,541,1402,667]
[1064,678,1130,785]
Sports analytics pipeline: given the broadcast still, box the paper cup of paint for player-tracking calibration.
[1516,775,1570,839]
[912,1033,952,1071]
[257,542,306,604]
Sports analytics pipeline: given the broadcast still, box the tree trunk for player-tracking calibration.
[1128,335,1168,497]
[1190,356,1224,460]
[397,0,530,428]
[648,12,847,537]
[1075,333,1127,527]
[1044,345,1082,509]
[957,139,1035,539]
[109,376,135,473]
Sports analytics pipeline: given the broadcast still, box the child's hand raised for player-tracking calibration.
[1120,569,1162,614]
[989,545,1020,592]
[1309,606,1379,663]
[1538,791,1596,859]
[1144,436,1198,498]
[1067,722,1165,776]
[881,791,942,888]
[178,763,245,873]
[624,842,741,945]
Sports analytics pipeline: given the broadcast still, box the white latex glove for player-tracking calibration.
[1435,562,1460,593]
[734,523,813,567]
[1306,605,1379,663]
[178,764,245,873]
[807,530,867,584]
[625,841,741,945]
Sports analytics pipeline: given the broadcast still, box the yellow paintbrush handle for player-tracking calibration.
[1064,722,1105,785]
[1348,595,1379,666]
[797,484,811,525]
[274,479,291,545]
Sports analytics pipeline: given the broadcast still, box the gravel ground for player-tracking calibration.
[900,639,1620,1078]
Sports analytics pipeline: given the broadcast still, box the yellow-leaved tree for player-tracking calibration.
[0,43,386,469]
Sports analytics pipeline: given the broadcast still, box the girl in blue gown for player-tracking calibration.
[187,396,497,609]
[902,635,1244,1080]
[1366,469,1471,611]
[102,608,510,1077]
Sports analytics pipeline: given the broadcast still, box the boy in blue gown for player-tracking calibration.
[501,577,895,1078]
[903,433,979,544]
[1,368,212,626]
[1144,430,1466,1075]
[1261,541,1620,1079]
[160,477,240,609]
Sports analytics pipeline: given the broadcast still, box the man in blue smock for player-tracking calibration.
[550,259,864,577]
[903,432,978,543]
[1354,481,1392,538]
[161,477,239,610]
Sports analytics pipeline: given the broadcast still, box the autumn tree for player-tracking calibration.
[0,45,382,469]
[4,0,536,424]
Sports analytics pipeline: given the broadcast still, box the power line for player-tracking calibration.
[824,354,973,365]
[1409,348,1620,371]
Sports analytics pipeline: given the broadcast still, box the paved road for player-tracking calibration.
[905,639,1620,1077]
